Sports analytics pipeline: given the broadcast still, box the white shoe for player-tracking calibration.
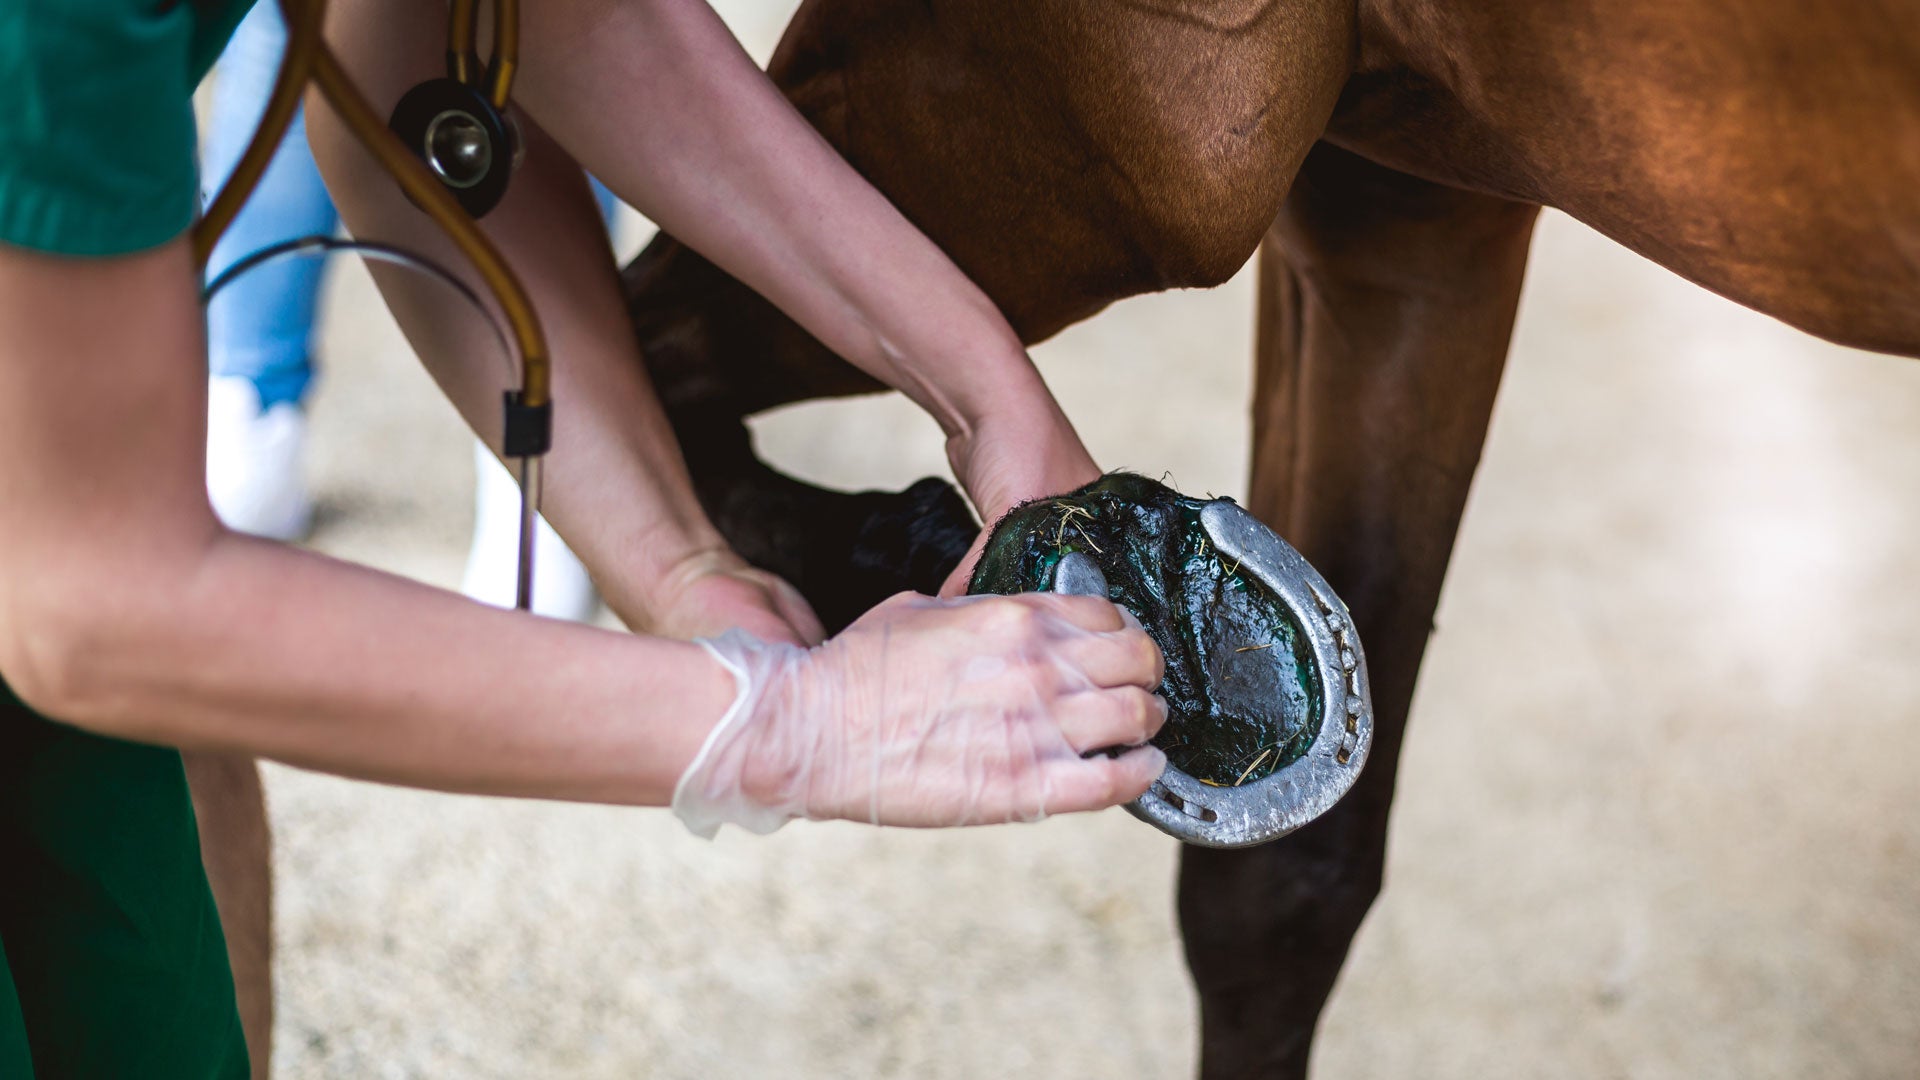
[206,376,314,541]
[462,441,599,621]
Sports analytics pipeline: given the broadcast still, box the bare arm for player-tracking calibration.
[0,239,729,802]
[312,1,821,644]
[506,0,1101,556]
[0,240,1161,824]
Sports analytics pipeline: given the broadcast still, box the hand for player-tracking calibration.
[672,591,1168,836]
[940,407,1102,596]
[644,547,826,647]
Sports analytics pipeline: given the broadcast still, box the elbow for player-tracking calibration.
[0,594,169,743]
[3,608,115,732]
[0,512,228,743]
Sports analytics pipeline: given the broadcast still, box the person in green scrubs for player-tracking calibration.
[0,0,1167,1075]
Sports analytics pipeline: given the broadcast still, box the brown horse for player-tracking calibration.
[619,1,1920,1076]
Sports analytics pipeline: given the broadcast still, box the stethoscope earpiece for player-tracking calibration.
[388,77,517,219]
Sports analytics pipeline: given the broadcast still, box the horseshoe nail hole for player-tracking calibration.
[1336,746,1352,765]
[1155,785,1219,823]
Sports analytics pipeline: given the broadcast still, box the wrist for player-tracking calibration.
[668,635,757,836]
[596,521,735,631]
[671,630,812,837]
[686,637,750,755]
[946,403,1100,522]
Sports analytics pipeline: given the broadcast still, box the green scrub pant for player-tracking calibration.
[0,684,249,1077]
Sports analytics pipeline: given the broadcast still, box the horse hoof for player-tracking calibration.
[969,474,1373,848]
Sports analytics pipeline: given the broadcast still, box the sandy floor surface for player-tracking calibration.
[262,6,1919,1078]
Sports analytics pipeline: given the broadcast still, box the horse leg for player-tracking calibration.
[1179,144,1539,1079]
[620,240,978,633]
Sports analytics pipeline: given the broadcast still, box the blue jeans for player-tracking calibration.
[203,4,618,411]
[202,2,337,410]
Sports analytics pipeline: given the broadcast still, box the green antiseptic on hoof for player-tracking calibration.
[968,473,1322,786]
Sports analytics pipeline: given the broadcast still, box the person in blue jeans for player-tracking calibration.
[202,1,611,620]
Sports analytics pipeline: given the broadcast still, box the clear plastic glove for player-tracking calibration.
[673,591,1168,837]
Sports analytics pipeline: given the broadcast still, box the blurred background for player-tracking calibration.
[250,3,1920,1077]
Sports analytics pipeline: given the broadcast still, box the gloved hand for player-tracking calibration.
[673,591,1168,837]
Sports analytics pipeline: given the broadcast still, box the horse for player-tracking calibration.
[617,1,1920,1075]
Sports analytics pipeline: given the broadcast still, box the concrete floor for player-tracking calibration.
[265,6,1920,1078]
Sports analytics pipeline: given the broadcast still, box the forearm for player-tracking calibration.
[512,0,1062,441]
[0,235,1158,832]
[30,530,729,804]
[0,239,732,805]
[311,4,729,629]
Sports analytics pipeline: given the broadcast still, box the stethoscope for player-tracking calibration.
[196,0,551,611]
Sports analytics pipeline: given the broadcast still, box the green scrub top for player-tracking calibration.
[0,0,253,256]
[1,0,258,1074]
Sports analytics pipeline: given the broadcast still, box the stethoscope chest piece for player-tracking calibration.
[199,0,550,612]
[389,77,517,219]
